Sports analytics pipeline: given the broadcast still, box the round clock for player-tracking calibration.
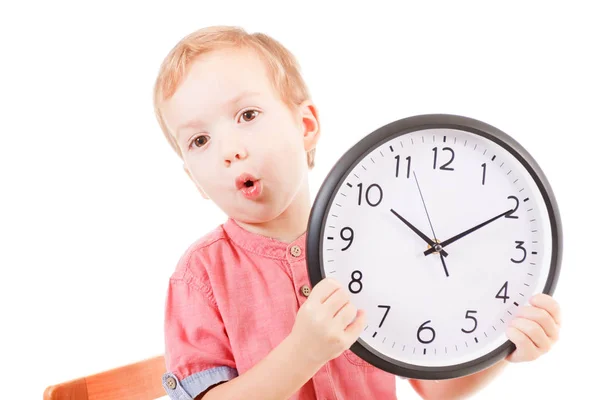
[306,114,562,380]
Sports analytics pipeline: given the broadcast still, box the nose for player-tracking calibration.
[222,138,248,167]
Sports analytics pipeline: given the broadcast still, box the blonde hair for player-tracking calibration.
[153,25,316,168]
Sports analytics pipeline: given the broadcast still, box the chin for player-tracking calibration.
[229,201,289,225]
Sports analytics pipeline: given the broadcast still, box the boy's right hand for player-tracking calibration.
[289,277,367,366]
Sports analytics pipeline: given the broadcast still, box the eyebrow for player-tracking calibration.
[176,91,261,139]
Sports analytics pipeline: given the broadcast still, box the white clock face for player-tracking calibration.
[320,128,554,368]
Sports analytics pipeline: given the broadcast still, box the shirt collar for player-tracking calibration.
[222,218,307,261]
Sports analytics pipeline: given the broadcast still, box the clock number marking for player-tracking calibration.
[496,281,510,303]
[348,270,363,294]
[432,147,455,171]
[340,227,354,251]
[357,183,383,207]
[511,241,527,263]
[377,305,391,328]
[396,155,411,178]
[481,163,487,185]
[505,196,519,219]
[417,320,436,344]
[461,310,478,334]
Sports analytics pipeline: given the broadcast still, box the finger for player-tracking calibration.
[324,287,351,318]
[515,306,559,341]
[506,326,540,362]
[310,277,342,303]
[509,317,552,353]
[529,293,562,327]
[344,308,367,340]
[334,300,358,329]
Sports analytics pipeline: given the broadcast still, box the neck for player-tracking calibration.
[236,176,311,243]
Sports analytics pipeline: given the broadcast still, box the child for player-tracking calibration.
[153,26,562,400]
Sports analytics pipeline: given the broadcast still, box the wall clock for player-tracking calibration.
[306,114,562,379]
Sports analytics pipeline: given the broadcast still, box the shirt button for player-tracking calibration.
[166,376,177,390]
[290,245,302,257]
[300,285,311,297]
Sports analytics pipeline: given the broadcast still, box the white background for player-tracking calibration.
[1,1,598,399]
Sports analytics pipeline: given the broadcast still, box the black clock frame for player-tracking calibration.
[306,113,562,380]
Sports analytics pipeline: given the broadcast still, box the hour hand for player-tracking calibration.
[423,209,512,256]
[390,209,449,257]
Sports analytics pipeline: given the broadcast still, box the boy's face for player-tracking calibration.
[162,47,319,223]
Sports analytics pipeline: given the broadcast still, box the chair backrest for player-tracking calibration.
[43,355,167,400]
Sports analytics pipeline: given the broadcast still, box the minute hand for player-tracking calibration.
[390,209,449,257]
[423,209,512,256]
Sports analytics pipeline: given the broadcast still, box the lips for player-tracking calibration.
[235,173,258,190]
[235,173,262,199]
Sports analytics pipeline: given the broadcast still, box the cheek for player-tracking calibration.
[269,150,306,192]
[263,135,304,170]
[269,127,305,159]
[185,157,220,187]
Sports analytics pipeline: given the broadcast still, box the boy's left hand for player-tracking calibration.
[505,293,561,363]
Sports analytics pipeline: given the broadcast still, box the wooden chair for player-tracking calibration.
[43,355,167,400]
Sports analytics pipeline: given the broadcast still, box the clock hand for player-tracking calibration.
[423,209,512,256]
[390,208,449,257]
[439,253,449,277]
[413,171,440,241]
[413,170,449,277]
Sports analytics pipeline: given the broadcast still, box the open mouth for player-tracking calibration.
[235,173,262,199]
[236,173,259,190]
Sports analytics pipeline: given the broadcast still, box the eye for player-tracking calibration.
[239,109,259,123]
[191,135,210,148]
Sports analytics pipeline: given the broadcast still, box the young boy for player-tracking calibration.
[153,26,562,400]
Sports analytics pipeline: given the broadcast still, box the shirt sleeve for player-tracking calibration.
[161,267,238,399]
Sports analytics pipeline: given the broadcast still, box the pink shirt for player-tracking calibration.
[161,218,397,399]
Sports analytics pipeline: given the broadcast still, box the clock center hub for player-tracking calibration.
[428,239,444,253]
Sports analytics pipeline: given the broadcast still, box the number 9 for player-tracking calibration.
[340,227,354,251]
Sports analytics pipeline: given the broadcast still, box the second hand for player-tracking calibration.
[414,171,439,242]
[414,171,449,277]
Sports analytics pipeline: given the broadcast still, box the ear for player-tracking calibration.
[183,164,210,200]
[298,100,320,152]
